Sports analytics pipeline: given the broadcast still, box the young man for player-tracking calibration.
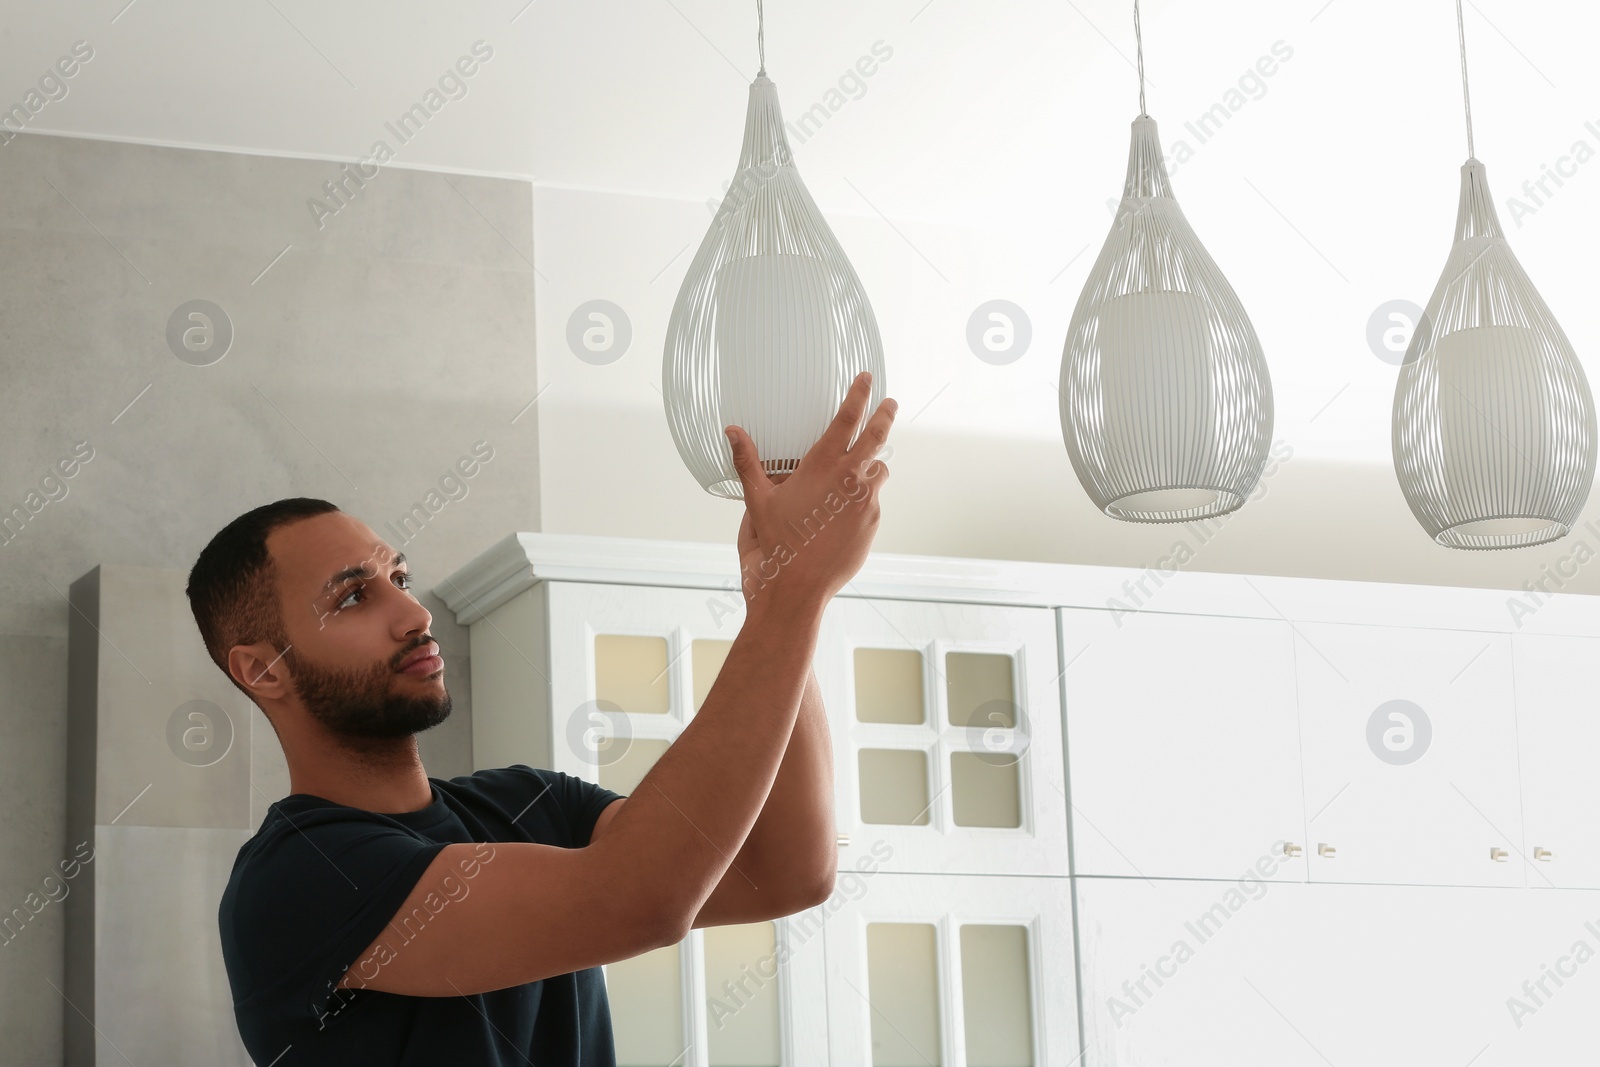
[193,373,895,1065]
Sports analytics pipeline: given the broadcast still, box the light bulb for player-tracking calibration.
[1059,116,1274,522]
[663,74,885,499]
[1392,159,1596,549]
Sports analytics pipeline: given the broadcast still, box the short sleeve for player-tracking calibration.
[507,764,625,848]
[222,810,449,1027]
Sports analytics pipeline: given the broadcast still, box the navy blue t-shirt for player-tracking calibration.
[219,764,626,1066]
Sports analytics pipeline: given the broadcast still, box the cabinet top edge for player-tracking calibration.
[428,532,1599,635]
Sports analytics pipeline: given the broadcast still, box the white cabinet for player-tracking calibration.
[1292,623,1523,887]
[823,871,1079,1066]
[464,569,1078,1064]
[1076,875,1600,1066]
[1511,633,1600,889]
[441,532,1600,1067]
[815,597,1070,877]
[1059,607,1528,888]
[1059,607,1307,881]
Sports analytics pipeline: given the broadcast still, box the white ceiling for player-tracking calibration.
[7,0,1599,465]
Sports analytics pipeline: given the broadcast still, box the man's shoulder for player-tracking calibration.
[234,793,402,859]
[216,797,456,1020]
[220,796,432,919]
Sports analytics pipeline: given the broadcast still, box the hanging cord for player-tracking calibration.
[1133,0,1147,117]
[756,0,766,76]
[1455,0,1475,158]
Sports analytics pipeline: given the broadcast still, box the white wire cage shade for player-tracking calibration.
[1392,159,1596,549]
[663,74,886,500]
[1059,116,1274,522]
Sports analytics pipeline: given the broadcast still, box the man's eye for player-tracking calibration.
[333,572,414,612]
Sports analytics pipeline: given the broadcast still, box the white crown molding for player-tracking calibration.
[432,531,1600,637]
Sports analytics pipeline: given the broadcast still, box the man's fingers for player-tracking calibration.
[817,371,875,455]
[725,425,774,499]
[846,395,898,469]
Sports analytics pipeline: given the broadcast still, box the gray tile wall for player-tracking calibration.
[0,131,542,1064]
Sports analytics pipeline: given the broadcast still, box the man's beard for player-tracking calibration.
[286,646,452,741]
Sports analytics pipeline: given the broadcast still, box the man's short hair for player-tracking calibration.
[186,498,341,697]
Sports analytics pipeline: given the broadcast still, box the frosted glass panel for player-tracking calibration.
[599,737,671,796]
[705,921,781,1067]
[960,924,1033,1066]
[692,638,734,713]
[858,749,930,825]
[855,647,926,724]
[866,922,943,1066]
[607,941,687,1067]
[595,634,670,714]
[946,652,1015,729]
[950,752,1021,828]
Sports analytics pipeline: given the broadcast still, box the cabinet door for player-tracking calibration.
[543,583,831,1065]
[1076,876,1591,1066]
[544,580,740,789]
[1293,623,1523,887]
[1511,633,1600,889]
[822,871,1079,1067]
[815,597,1070,876]
[1488,886,1600,1062]
[1059,607,1307,881]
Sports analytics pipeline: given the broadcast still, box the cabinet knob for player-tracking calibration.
[1533,846,1553,862]
[1317,842,1337,858]
[1282,842,1303,857]
[837,834,850,848]
[1489,847,1509,862]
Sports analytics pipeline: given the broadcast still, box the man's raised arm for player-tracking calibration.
[339,372,895,997]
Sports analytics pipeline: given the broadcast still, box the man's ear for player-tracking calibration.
[229,642,293,702]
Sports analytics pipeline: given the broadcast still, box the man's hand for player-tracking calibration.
[727,371,896,609]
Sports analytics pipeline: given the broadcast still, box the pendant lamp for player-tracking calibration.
[1059,1,1273,522]
[663,0,885,499]
[1391,1,1595,549]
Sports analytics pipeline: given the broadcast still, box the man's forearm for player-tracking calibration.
[599,592,824,924]
[724,664,837,898]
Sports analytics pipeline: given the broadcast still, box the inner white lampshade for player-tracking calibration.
[712,253,842,477]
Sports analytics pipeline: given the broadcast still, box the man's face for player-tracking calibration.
[265,512,450,740]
